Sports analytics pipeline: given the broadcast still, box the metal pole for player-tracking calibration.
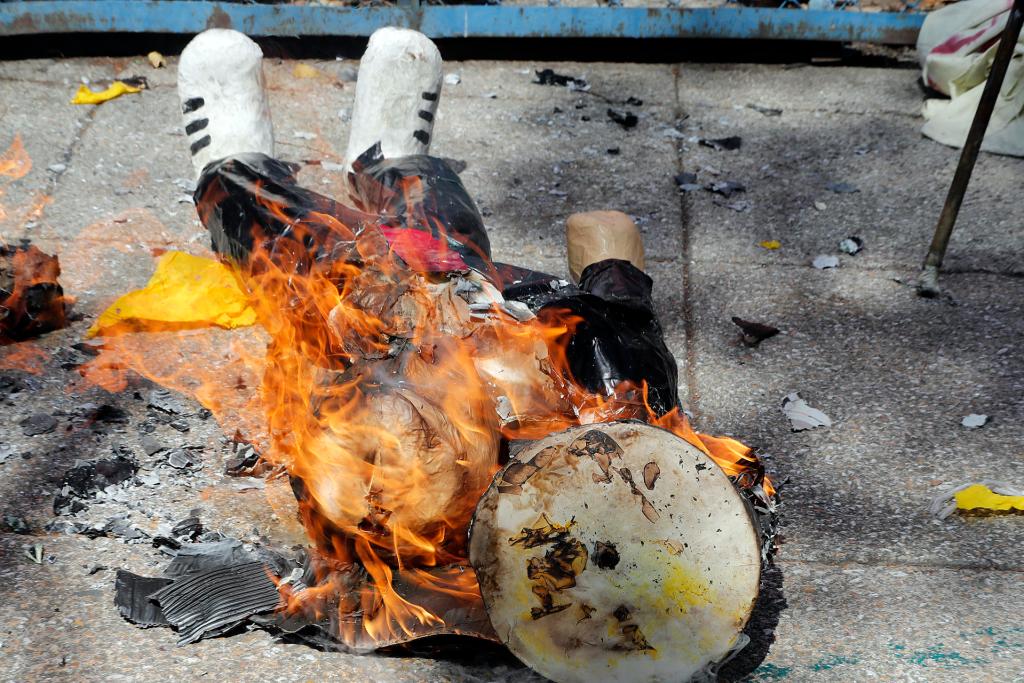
[918,0,1024,297]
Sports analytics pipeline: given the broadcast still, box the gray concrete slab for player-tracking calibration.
[677,64,924,117]
[443,61,676,106]
[22,85,196,245]
[433,97,684,263]
[676,69,1024,275]
[0,82,92,240]
[743,560,1024,682]
[1,53,1022,683]
[0,525,541,683]
[687,263,1024,571]
[0,57,119,86]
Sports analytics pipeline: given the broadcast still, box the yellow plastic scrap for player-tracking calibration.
[292,63,322,79]
[954,484,1024,513]
[88,251,257,337]
[71,81,141,105]
[759,240,781,250]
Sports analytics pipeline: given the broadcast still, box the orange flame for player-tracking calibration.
[0,134,31,225]
[0,343,49,374]
[84,173,772,648]
[0,134,31,180]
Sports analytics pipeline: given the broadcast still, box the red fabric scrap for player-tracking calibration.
[380,226,468,272]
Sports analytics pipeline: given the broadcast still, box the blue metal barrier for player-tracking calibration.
[0,1,925,44]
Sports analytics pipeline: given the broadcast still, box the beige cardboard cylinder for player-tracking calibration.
[566,211,645,283]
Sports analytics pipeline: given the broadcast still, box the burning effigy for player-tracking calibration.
[95,27,778,683]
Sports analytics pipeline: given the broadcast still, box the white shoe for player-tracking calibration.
[177,29,275,178]
[345,27,443,165]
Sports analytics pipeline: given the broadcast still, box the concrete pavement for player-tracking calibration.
[0,52,1022,682]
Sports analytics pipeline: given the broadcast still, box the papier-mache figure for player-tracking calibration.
[112,28,774,680]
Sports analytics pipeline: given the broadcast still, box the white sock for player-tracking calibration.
[178,29,275,178]
[345,27,443,165]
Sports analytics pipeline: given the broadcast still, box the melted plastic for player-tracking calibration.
[195,152,679,416]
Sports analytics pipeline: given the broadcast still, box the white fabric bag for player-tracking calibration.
[917,0,1024,156]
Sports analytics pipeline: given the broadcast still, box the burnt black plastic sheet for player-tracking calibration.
[195,150,490,273]
[251,553,498,653]
[195,154,379,270]
[151,561,282,645]
[350,144,492,262]
[114,570,172,627]
[162,539,252,578]
[526,259,679,415]
[114,536,297,644]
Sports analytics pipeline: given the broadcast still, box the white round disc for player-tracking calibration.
[470,422,760,683]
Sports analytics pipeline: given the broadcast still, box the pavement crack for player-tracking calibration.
[30,104,100,235]
[941,267,1024,279]
[689,257,1024,280]
[778,558,1024,574]
[686,99,921,120]
[671,64,701,421]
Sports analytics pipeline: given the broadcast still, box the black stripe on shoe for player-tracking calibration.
[185,118,209,135]
[413,130,430,145]
[182,97,205,115]
[418,110,434,123]
[190,135,212,155]
[421,91,438,101]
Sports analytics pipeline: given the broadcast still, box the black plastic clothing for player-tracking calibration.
[350,143,492,263]
[537,260,678,415]
[194,152,679,415]
[195,154,377,270]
